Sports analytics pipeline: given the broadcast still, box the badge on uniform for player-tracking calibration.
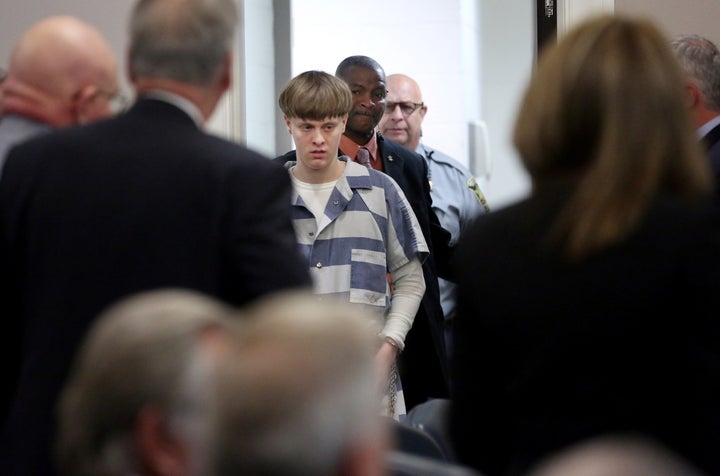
[467,177,491,213]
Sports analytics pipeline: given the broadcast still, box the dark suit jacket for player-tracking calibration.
[0,98,311,475]
[276,133,452,409]
[450,189,720,476]
[702,122,720,195]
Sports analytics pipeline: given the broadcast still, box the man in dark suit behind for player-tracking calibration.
[0,0,310,474]
[671,34,720,196]
[276,55,453,410]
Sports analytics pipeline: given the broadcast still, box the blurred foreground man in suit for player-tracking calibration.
[0,0,310,474]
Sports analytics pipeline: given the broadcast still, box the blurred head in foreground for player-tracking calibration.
[211,291,389,476]
[57,288,237,476]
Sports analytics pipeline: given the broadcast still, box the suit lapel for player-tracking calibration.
[378,135,405,186]
[703,122,720,151]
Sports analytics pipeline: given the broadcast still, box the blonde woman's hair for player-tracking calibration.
[513,15,712,259]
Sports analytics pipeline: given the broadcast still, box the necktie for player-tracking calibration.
[355,147,371,168]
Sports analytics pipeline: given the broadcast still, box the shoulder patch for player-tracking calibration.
[467,177,491,212]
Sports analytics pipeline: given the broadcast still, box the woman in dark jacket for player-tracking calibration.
[450,14,720,476]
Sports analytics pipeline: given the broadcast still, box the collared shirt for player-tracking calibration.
[141,89,205,127]
[287,156,428,317]
[698,115,720,139]
[340,133,383,171]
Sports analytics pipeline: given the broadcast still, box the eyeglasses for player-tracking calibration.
[384,101,424,116]
[98,89,130,115]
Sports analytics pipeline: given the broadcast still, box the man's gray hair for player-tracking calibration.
[671,34,720,111]
[56,289,236,476]
[129,0,238,86]
[211,291,385,476]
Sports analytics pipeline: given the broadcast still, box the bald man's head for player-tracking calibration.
[527,436,706,476]
[379,73,427,151]
[2,15,120,126]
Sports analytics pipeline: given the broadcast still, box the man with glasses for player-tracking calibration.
[0,16,121,177]
[380,73,489,352]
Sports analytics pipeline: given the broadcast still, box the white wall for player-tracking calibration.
[290,0,471,168]
[289,0,535,208]
[237,0,276,157]
[615,0,720,45]
[478,1,534,208]
[558,0,614,33]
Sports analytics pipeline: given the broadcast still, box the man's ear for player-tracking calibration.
[686,81,702,108]
[135,405,188,476]
[284,115,292,134]
[126,49,136,83]
[218,52,233,93]
[72,85,99,125]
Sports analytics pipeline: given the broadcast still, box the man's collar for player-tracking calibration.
[141,90,204,127]
[698,115,720,139]
[339,132,379,161]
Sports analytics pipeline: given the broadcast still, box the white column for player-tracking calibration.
[557,0,615,34]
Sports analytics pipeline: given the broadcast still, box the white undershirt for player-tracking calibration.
[290,170,337,226]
